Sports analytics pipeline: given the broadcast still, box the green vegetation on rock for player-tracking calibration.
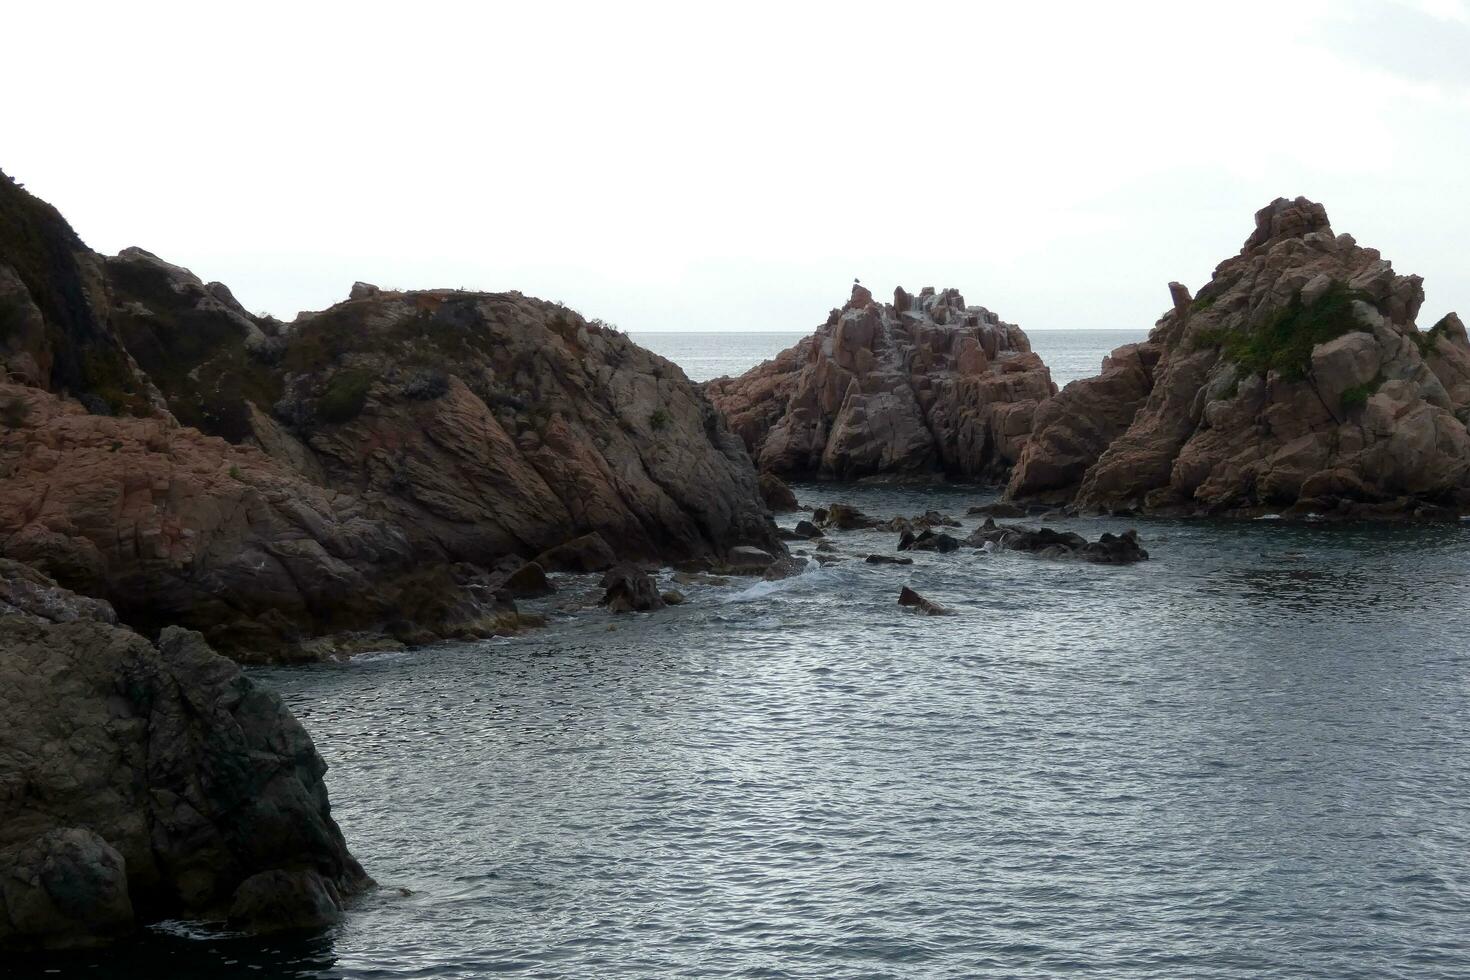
[317,369,373,424]
[1193,280,1373,382]
[1412,315,1453,358]
[1339,373,1384,410]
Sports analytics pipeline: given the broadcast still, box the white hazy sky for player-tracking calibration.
[7,0,1470,332]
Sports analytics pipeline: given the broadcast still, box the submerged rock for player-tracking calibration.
[898,529,961,553]
[707,282,1056,481]
[598,564,665,613]
[763,556,810,581]
[966,520,1149,564]
[818,503,880,530]
[897,586,954,615]
[865,554,914,566]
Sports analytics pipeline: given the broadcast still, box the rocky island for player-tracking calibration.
[706,283,1055,482]
[1008,197,1470,518]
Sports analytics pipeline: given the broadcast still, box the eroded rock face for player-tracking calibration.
[1010,197,1470,516]
[707,284,1055,481]
[0,616,368,949]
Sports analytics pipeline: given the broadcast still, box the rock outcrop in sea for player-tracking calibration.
[1009,197,1470,517]
[0,170,781,658]
[706,283,1055,481]
[0,565,366,950]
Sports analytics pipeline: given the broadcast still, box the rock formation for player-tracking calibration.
[965,521,1149,564]
[707,284,1055,481]
[1009,197,1470,517]
[0,572,367,950]
[0,169,782,658]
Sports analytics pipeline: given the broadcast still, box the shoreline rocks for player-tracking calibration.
[966,520,1149,563]
[0,608,369,950]
[707,283,1055,482]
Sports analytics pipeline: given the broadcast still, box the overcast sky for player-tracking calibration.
[7,0,1470,333]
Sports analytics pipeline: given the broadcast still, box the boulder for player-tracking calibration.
[758,473,800,512]
[792,519,824,539]
[0,616,367,949]
[725,545,777,575]
[818,503,880,530]
[497,561,554,598]
[865,554,914,565]
[0,828,134,951]
[966,520,1149,564]
[598,564,665,613]
[706,282,1055,481]
[762,556,810,581]
[897,586,954,615]
[533,533,617,574]
[899,529,961,553]
[227,869,344,935]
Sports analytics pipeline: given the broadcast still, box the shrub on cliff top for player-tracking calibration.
[1197,280,1373,382]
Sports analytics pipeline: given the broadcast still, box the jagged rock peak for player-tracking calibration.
[1243,196,1333,253]
[1009,197,1470,518]
[706,282,1054,481]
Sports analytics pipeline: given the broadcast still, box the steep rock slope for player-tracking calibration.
[706,284,1055,481]
[102,244,779,566]
[1010,198,1470,516]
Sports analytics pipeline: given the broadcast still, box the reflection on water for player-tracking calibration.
[20,483,1470,979]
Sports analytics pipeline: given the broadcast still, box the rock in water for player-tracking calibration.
[725,546,777,575]
[966,521,1149,564]
[227,869,345,935]
[0,616,368,950]
[762,556,810,581]
[533,533,618,573]
[497,561,554,598]
[0,829,134,951]
[897,586,954,615]
[706,282,1055,481]
[865,554,914,565]
[758,473,801,512]
[1010,197,1470,517]
[599,564,665,613]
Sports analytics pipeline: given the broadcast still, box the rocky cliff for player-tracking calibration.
[0,170,780,658]
[706,284,1055,481]
[0,565,367,950]
[1009,197,1470,517]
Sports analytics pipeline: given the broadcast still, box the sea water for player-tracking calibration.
[23,332,1470,980]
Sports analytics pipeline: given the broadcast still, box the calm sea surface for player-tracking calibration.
[632,328,1146,386]
[21,331,1470,979]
